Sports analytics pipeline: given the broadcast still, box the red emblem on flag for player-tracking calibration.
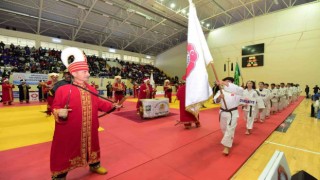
[186,43,198,77]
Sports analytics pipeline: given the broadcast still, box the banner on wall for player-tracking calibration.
[12,73,48,85]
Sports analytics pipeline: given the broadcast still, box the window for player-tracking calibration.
[141,58,154,65]
[124,55,140,63]
[80,48,98,56]
[102,52,121,59]
[40,42,69,50]
[0,35,36,47]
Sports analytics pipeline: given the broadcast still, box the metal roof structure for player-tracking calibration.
[0,0,318,56]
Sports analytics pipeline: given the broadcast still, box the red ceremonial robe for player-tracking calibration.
[46,81,55,115]
[113,82,124,102]
[136,83,152,109]
[164,85,172,103]
[176,84,198,123]
[2,83,14,103]
[133,84,137,98]
[50,83,113,176]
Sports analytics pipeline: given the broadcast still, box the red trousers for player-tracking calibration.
[114,94,124,103]
[165,92,172,103]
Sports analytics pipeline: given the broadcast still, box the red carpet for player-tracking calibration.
[0,97,304,180]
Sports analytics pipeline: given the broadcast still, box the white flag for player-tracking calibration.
[185,0,213,118]
[150,72,155,88]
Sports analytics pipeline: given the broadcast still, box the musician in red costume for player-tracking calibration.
[133,82,138,98]
[164,79,172,103]
[46,73,59,116]
[2,78,15,105]
[176,75,200,129]
[50,47,118,180]
[112,76,124,104]
[136,77,153,113]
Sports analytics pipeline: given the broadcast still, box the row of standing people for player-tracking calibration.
[175,77,301,156]
[216,80,301,155]
[1,78,37,105]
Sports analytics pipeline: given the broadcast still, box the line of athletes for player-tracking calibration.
[176,77,302,155]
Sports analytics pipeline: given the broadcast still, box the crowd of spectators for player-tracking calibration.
[0,42,178,85]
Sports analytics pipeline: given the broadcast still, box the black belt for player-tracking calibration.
[219,107,238,125]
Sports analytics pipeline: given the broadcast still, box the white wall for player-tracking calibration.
[155,2,320,89]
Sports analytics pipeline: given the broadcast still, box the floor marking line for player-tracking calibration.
[265,141,320,155]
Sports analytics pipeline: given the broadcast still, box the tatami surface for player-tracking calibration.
[0,96,318,179]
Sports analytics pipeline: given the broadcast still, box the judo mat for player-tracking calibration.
[0,97,304,179]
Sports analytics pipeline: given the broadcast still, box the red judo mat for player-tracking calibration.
[0,97,304,180]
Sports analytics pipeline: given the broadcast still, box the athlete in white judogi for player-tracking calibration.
[287,83,293,105]
[279,83,288,111]
[214,77,243,155]
[264,83,272,117]
[241,81,265,135]
[292,84,298,102]
[297,84,302,97]
[257,82,271,122]
[270,83,280,114]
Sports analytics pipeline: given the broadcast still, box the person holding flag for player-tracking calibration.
[214,77,243,155]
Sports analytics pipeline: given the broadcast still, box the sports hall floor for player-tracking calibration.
[0,96,319,179]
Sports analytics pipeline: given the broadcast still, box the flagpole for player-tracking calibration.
[209,63,228,109]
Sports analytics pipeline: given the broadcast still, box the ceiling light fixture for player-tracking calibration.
[170,3,176,9]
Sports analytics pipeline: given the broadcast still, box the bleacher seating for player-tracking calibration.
[0,42,178,85]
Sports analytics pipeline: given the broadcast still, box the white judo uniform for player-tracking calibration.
[278,87,288,111]
[292,86,298,102]
[287,86,293,104]
[270,88,280,113]
[242,89,265,130]
[214,83,243,148]
[257,88,271,120]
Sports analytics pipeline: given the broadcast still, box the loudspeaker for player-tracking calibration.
[291,170,317,180]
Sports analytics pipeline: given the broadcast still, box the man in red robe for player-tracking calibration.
[164,79,172,103]
[112,76,124,104]
[1,78,15,105]
[50,47,118,180]
[176,76,200,129]
[133,82,138,98]
[136,77,153,113]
